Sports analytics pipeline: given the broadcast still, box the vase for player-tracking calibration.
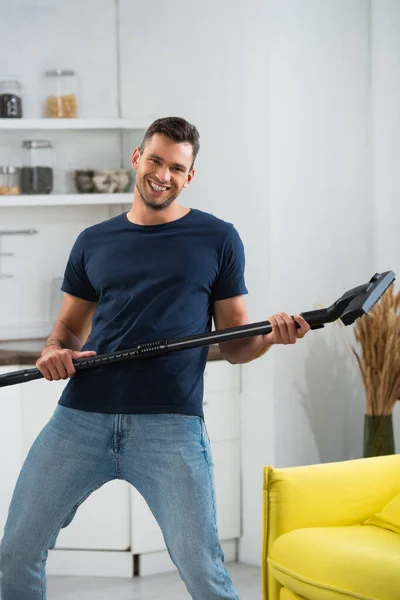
[363,414,395,458]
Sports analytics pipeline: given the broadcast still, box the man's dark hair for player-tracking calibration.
[140,117,200,169]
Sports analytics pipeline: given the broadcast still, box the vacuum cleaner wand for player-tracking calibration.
[0,271,395,389]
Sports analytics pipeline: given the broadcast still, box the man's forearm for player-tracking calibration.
[218,335,273,364]
[44,320,83,352]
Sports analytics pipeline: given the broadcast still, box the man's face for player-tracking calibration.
[131,133,195,211]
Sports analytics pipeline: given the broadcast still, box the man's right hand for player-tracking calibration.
[36,347,97,381]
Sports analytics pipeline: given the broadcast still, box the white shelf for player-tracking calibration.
[0,118,150,131]
[0,193,132,207]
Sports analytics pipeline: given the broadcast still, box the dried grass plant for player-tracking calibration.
[351,283,400,416]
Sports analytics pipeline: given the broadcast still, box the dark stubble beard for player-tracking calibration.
[136,177,180,212]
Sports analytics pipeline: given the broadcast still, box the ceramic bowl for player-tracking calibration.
[74,169,133,193]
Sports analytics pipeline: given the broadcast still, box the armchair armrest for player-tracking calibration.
[262,454,400,600]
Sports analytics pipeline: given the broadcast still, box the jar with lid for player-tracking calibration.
[21,140,53,195]
[0,81,23,118]
[0,167,20,195]
[45,70,78,118]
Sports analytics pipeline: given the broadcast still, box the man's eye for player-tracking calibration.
[150,158,160,164]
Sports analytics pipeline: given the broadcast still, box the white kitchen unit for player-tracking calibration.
[0,193,132,207]
[0,118,149,207]
[0,367,24,543]
[0,359,242,577]
[0,119,150,131]
[131,359,242,575]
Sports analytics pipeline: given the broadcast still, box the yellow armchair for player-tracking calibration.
[262,454,400,600]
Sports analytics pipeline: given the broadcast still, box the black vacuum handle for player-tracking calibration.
[0,315,322,389]
[0,270,395,389]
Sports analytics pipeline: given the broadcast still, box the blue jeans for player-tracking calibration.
[0,405,239,599]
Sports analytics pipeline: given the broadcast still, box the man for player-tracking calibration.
[0,117,310,599]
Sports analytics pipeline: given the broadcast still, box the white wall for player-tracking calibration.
[239,0,376,564]
[371,0,400,283]
[267,0,372,468]
[318,0,400,467]
[370,0,400,461]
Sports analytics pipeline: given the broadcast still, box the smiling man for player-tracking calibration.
[131,126,195,215]
[0,117,310,600]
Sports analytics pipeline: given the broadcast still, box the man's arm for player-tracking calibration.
[213,296,273,364]
[37,293,98,381]
[45,293,98,351]
[213,296,311,364]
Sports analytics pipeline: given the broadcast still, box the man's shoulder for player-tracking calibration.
[191,208,234,234]
[81,213,124,238]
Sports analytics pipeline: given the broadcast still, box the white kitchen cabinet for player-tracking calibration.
[0,119,149,208]
[19,374,67,459]
[0,119,149,130]
[54,480,131,551]
[0,193,132,208]
[204,359,240,393]
[5,369,131,552]
[203,390,240,442]
[0,367,23,540]
[131,360,242,555]
[0,359,242,575]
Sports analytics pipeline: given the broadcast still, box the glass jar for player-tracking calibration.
[0,167,21,195]
[20,140,54,195]
[0,80,23,118]
[44,70,78,118]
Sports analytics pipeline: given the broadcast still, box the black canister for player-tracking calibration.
[0,81,23,118]
[21,140,54,195]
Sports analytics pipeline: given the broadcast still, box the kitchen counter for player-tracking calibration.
[0,339,224,366]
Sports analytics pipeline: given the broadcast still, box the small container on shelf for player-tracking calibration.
[0,166,20,195]
[20,140,53,195]
[44,70,78,118]
[0,80,23,118]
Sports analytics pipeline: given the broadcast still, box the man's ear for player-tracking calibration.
[183,168,196,188]
[131,147,140,170]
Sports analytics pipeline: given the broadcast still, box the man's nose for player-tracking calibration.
[155,166,171,183]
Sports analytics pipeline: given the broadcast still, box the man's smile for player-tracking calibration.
[147,179,171,193]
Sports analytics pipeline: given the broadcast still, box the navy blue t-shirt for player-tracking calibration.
[58,208,248,417]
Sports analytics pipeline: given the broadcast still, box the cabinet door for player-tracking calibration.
[203,390,240,442]
[131,439,241,554]
[211,440,241,540]
[204,361,240,394]
[20,373,67,460]
[0,366,23,538]
[19,373,131,551]
[55,479,131,551]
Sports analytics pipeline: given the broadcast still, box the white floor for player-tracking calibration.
[47,562,261,599]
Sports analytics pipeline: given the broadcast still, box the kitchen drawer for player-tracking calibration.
[55,479,131,551]
[204,360,240,394]
[203,390,240,442]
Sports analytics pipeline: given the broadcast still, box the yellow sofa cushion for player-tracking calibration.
[268,525,400,600]
[280,589,305,600]
[363,492,400,534]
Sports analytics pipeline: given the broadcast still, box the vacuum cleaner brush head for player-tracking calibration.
[339,271,396,326]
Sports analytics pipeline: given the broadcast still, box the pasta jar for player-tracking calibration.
[45,70,78,118]
[0,167,21,195]
[20,140,54,195]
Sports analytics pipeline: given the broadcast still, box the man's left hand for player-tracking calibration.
[263,313,311,346]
